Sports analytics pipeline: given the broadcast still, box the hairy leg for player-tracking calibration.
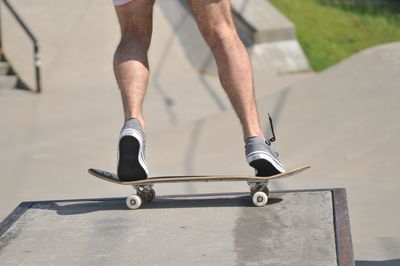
[188,0,264,139]
[113,0,155,128]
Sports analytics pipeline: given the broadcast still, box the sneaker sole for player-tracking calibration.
[117,136,147,181]
[250,159,281,177]
[247,153,285,177]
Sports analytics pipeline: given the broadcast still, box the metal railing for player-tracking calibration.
[0,0,41,93]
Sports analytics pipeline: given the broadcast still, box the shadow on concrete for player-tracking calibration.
[156,1,227,112]
[356,260,400,266]
[30,196,283,215]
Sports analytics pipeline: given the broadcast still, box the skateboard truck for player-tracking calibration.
[127,184,156,209]
[244,113,276,207]
[248,181,270,207]
[129,181,271,209]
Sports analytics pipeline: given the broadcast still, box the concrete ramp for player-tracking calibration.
[0,189,353,265]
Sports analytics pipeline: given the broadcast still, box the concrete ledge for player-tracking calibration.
[231,0,295,43]
[0,189,354,265]
[250,40,311,74]
[232,0,310,74]
[0,62,11,76]
[0,75,17,90]
[158,1,310,75]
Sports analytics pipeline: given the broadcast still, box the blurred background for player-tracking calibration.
[0,0,399,263]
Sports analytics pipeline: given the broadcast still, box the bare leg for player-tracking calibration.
[188,0,264,140]
[113,0,155,129]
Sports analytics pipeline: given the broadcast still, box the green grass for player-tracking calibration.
[269,0,400,71]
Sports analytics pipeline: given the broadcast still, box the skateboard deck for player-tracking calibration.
[88,165,310,209]
[88,165,310,185]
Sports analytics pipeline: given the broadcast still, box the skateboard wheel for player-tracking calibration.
[140,189,156,203]
[148,189,156,202]
[262,186,270,196]
[126,195,142,209]
[252,191,268,207]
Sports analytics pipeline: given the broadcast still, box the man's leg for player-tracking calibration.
[114,0,155,128]
[113,0,154,180]
[188,0,263,140]
[188,0,285,175]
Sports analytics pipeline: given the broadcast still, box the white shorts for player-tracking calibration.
[113,0,134,6]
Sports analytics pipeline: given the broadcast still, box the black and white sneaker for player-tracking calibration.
[245,114,285,176]
[117,118,148,181]
[245,136,285,176]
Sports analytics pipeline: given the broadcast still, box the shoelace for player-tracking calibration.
[267,113,279,157]
[267,113,276,143]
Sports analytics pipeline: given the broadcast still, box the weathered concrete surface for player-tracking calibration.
[0,191,337,265]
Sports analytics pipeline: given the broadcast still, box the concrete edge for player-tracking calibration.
[0,202,30,237]
[231,0,295,43]
[333,188,355,266]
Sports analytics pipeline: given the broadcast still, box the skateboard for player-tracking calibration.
[88,165,310,209]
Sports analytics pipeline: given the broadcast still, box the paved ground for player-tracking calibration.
[0,0,399,264]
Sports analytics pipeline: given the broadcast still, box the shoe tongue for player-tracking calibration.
[245,136,265,145]
[121,118,145,137]
[124,118,140,129]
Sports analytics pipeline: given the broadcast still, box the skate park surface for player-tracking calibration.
[0,1,399,264]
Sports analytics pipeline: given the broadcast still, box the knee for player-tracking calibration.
[201,23,238,50]
[118,27,152,51]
